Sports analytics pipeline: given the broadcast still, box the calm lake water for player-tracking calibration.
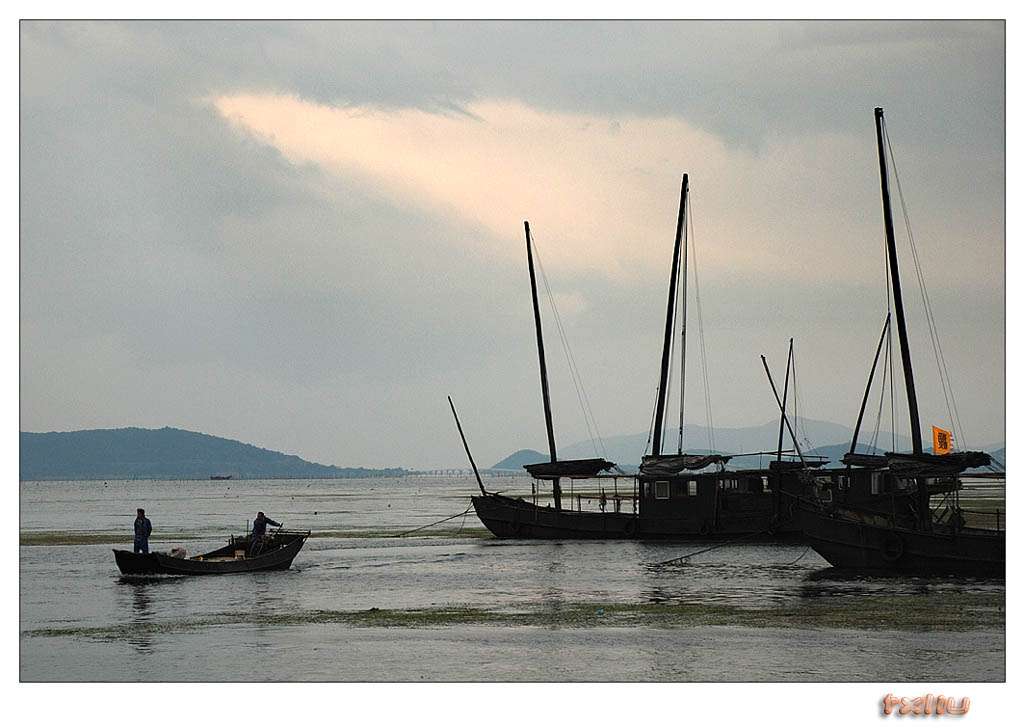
[19,477,1005,682]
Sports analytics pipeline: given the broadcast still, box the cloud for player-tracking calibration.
[18,21,1006,467]
[212,93,1003,294]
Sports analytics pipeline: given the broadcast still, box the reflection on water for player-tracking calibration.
[20,477,1005,681]
[127,581,154,653]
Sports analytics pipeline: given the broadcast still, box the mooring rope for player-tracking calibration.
[785,544,813,565]
[391,504,474,538]
[654,530,768,566]
[656,532,814,567]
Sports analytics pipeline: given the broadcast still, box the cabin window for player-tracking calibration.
[722,478,738,491]
[871,472,887,495]
[895,477,910,492]
[837,475,849,491]
[688,480,697,497]
[672,482,685,498]
[814,477,832,502]
[643,482,651,498]
[655,481,670,499]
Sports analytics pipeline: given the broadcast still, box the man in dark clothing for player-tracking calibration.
[134,508,153,553]
[251,511,281,539]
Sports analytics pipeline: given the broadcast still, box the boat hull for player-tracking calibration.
[471,493,799,540]
[472,494,637,538]
[113,531,309,575]
[796,503,1004,575]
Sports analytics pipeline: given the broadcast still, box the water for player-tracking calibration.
[20,477,1005,681]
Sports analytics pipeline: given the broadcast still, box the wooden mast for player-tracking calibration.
[448,396,487,496]
[652,174,688,457]
[525,221,562,510]
[849,314,891,454]
[677,175,690,455]
[874,107,923,455]
[874,107,928,528]
[776,338,793,461]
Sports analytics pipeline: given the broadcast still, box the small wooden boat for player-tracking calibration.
[113,529,310,575]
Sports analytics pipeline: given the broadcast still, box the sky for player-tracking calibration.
[18,20,1007,470]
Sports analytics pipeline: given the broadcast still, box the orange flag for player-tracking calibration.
[932,426,954,454]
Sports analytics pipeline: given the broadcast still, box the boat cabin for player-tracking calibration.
[636,469,777,537]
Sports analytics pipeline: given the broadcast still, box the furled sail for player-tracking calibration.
[524,458,616,479]
[841,452,888,468]
[639,453,731,476]
[886,451,991,477]
[842,450,991,476]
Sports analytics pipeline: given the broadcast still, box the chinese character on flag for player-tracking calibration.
[932,426,954,454]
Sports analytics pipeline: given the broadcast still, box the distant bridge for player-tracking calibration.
[412,469,530,478]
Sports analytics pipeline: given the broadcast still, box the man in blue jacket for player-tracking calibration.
[251,511,281,539]
[134,508,153,553]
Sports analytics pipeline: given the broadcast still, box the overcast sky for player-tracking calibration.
[19,20,1006,469]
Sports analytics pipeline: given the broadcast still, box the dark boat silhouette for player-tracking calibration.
[789,108,1003,574]
[463,178,891,539]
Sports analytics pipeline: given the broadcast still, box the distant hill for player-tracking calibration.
[19,427,411,481]
[491,449,546,470]
[556,419,884,466]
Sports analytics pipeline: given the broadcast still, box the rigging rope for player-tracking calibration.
[531,233,609,461]
[644,384,659,457]
[788,349,815,453]
[648,186,717,457]
[868,328,892,454]
[662,294,676,456]
[884,231,900,452]
[677,198,686,454]
[688,192,717,453]
[884,124,969,448]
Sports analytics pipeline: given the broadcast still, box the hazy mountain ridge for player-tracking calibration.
[557,418,882,466]
[20,427,410,481]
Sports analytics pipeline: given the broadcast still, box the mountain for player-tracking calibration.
[19,427,410,481]
[491,449,546,470]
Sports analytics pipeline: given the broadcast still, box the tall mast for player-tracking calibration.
[652,174,688,457]
[874,107,923,455]
[525,221,562,510]
[875,108,928,531]
[776,338,793,461]
[677,178,690,455]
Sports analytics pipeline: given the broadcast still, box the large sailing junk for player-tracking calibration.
[790,108,1003,574]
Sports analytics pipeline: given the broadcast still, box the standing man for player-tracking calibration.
[134,508,153,553]
[251,511,281,539]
